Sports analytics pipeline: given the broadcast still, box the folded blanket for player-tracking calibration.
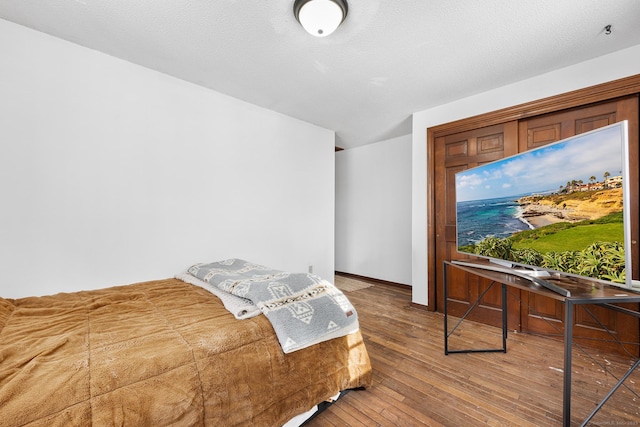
[187,259,359,353]
[175,273,261,319]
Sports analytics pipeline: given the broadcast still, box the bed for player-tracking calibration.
[0,259,372,426]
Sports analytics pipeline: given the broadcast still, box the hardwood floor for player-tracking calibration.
[308,275,640,426]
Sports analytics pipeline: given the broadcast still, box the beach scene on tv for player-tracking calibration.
[455,125,626,285]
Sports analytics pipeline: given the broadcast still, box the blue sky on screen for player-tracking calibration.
[455,125,624,202]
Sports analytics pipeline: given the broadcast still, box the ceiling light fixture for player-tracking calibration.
[293,0,348,37]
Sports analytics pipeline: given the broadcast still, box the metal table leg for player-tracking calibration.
[563,301,573,427]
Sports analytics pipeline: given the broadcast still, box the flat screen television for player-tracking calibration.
[454,120,638,291]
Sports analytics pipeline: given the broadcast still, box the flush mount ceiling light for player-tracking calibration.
[293,0,348,37]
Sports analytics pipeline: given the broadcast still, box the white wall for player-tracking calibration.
[0,19,335,299]
[411,44,640,306]
[335,135,412,285]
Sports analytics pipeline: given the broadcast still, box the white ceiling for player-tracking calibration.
[1,0,640,149]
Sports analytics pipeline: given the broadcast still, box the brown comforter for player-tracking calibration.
[0,279,371,426]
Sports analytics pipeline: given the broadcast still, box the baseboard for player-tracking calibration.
[409,302,430,311]
[334,271,411,291]
[335,271,433,311]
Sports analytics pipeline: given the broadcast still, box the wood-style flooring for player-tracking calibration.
[307,274,640,426]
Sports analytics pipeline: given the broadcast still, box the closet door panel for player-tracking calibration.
[518,97,639,355]
[435,122,520,329]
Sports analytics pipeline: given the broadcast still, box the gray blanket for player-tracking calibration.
[187,259,359,353]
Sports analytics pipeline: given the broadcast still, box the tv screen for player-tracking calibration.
[455,121,636,290]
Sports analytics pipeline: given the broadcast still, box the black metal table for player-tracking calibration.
[443,260,640,426]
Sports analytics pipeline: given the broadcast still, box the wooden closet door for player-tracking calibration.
[434,96,639,355]
[435,122,521,329]
[518,97,639,354]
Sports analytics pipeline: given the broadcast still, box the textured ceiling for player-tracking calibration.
[1,0,640,149]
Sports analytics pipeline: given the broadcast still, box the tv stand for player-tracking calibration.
[451,259,570,297]
[443,260,640,427]
[514,268,550,278]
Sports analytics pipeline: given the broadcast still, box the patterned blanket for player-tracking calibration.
[187,259,359,353]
